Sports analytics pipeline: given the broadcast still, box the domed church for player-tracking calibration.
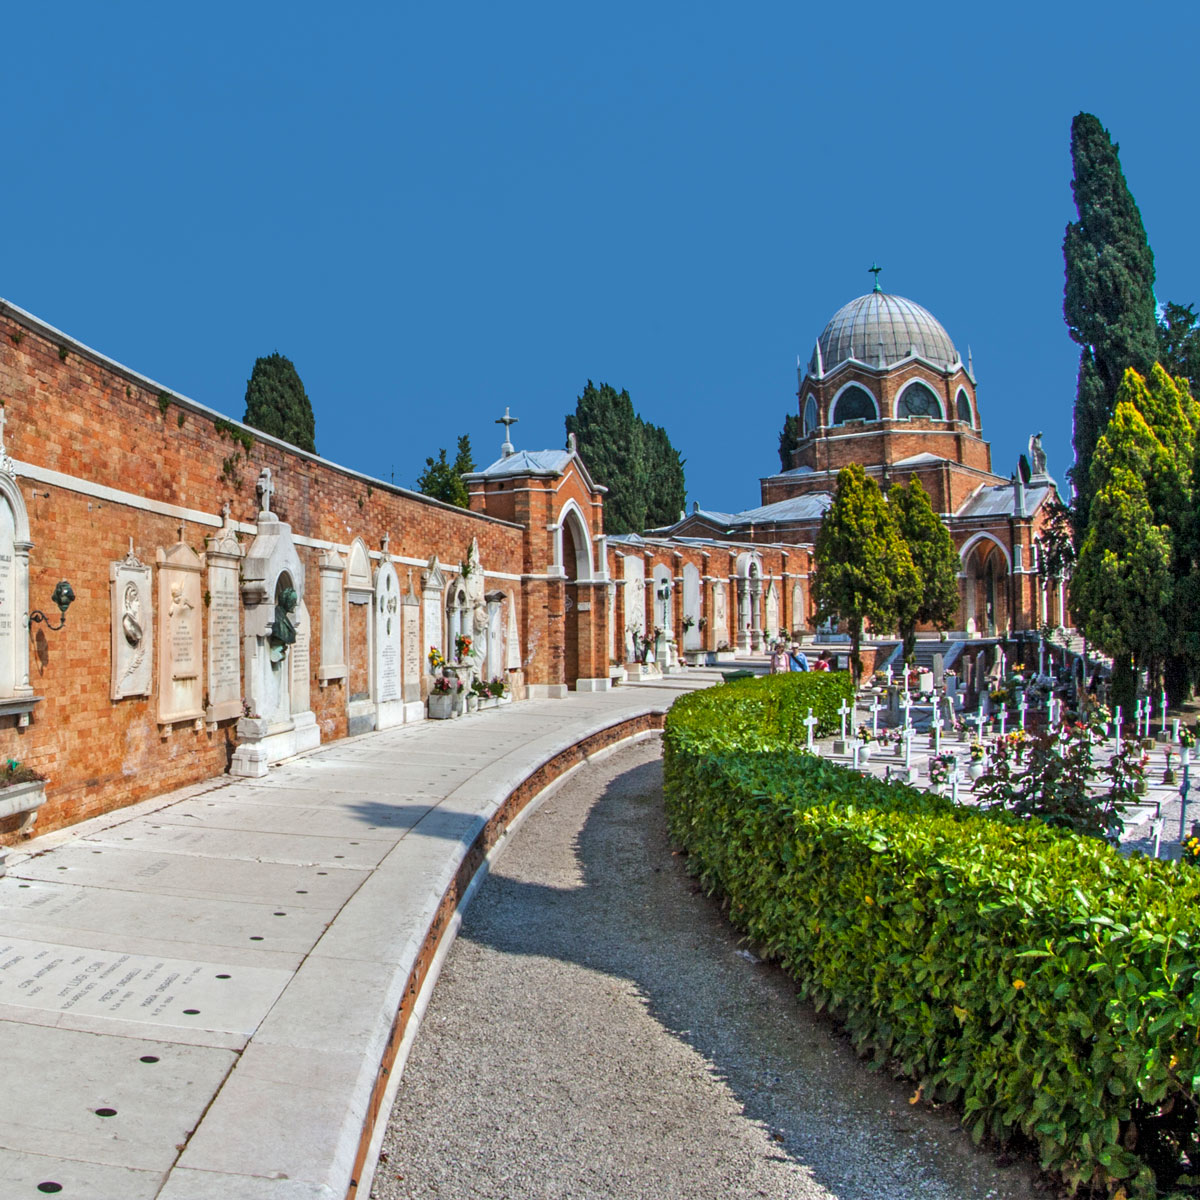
[654,276,1068,639]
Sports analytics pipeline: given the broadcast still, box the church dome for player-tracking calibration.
[812,292,959,375]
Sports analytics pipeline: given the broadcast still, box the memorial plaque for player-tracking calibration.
[156,540,204,726]
[317,549,346,684]
[110,543,153,700]
[0,502,13,682]
[290,598,311,715]
[505,592,521,670]
[402,592,421,703]
[422,556,446,674]
[0,934,289,1033]
[375,563,401,704]
[204,515,243,722]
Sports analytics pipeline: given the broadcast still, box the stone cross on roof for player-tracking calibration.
[496,407,518,458]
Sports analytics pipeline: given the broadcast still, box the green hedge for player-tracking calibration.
[663,677,1200,1198]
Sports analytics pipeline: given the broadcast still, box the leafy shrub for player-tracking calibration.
[663,677,1200,1198]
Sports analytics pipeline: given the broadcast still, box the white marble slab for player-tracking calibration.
[0,1019,234,1169]
[0,936,291,1034]
[0,1148,162,1200]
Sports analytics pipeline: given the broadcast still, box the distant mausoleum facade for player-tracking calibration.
[647,285,1069,639]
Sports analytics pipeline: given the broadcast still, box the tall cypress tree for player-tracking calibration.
[565,382,687,536]
[778,413,801,471]
[243,353,317,453]
[641,422,686,528]
[1063,112,1158,529]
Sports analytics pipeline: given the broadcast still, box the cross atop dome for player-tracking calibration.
[495,406,518,458]
[869,262,883,293]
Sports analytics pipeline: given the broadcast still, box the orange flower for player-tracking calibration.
[1012,979,1026,990]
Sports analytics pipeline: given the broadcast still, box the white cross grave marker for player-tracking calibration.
[868,697,883,737]
[1017,691,1027,731]
[1048,695,1060,727]
[837,699,852,741]
[1114,705,1122,756]
[803,707,819,752]
[998,706,1008,740]
[1161,691,1169,736]
[901,692,913,733]
[931,706,943,755]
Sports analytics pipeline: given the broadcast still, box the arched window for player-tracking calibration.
[956,388,972,425]
[896,381,943,419]
[831,385,877,424]
[802,395,819,436]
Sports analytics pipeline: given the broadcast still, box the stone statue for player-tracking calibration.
[268,586,298,663]
[122,582,143,647]
[1029,432,1047,478]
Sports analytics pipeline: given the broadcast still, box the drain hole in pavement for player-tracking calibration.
[92,851,102,855]
[317,871,327,875]
[216,974,231,980]
[19,884,29,888]
[95,1107,117,1118]
[273,912,286,917]
[249,936,264,941]
[37,1184,62,1195]
[57,866,68,871]
[182,1009,200,1015]
[350,842,359,846]
[139,1055,159,1064]
[334,855,344,859]
[295,889,307,894]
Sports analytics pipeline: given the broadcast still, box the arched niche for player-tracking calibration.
[373,558,403,728]
[802,395,819,438]
[682,563,701,650]
[651,563,673,633]
[955,388,974,426]
[558,500,594,581]
[0,471,34,707]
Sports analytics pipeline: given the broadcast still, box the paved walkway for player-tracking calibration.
[0,672,718,1200]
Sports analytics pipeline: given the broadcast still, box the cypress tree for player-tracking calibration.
[565,382,686,536]
[778,413,801,471]
[641,422,686,528]
[1157,302,1200,395]
[1063,112,1158,528]
[888,478,962,662]
[813,464,920,684]
[242,352,317,453]
[452,434,475,479]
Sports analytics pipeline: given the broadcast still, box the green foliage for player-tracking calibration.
[976,719,1131,843]
[242,352,317,454]
[813,464,920,682]
[565,381,686,535]
[1157,301,1200,397]
[1072,367,1200,697]
[663,678,1200,1198]
[416,435,473,508]
[1063,112,1159,530]
[888,479,960,661]
[213,418,255,454]
[778,412,801,471]
[156,390,172,415]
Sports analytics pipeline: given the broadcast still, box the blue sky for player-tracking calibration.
[4,3,1198,514]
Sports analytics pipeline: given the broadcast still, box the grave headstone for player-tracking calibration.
[156,538,204,728]
[932,652,945,689]
[204,512,242,723]
[317,548,347,685]
[289,598,312,718]
[110,541,153,701]
[373,559,404,730]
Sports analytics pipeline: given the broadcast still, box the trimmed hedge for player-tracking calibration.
[663,677,1200,1198]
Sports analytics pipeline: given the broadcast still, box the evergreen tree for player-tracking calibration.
[416,435,473,508]
[242,352,317,453]
[813,464,921,683]
[888,478,961,662]
[1071,393,1176,709]
[778,413,801,471]
[1063,112,1159,529]
[452,433,475,479]
[565,382,687,536]
[1157,302,1200,394]
[642,422,686,528]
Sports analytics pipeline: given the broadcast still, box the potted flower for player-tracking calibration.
[454,634,473,663]
[968,742,986,780]
[428,674,458,720]
[468,676,489,712]
[856,724,874,762]
[1180,725,1195,765]
[928,752,956,793]
[428,646,446,672]
[488,675,508,702]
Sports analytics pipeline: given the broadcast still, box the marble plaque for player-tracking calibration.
[504,592,521,670]
[375,563,401,704]
[0,934,289,1033]
[713,582,729,646]
[290,598,311,715]
[402,594,421,703]
[204,517,242,722]
[317,549,346,684]
[0,501,14,694]
[156,540,204,725]
[110,545,153,700]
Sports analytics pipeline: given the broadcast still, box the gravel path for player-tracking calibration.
[374,735,1038,1200]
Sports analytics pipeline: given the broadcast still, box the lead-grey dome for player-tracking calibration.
[812,292,958,375]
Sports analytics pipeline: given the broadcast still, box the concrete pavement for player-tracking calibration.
[0,671,721,1200]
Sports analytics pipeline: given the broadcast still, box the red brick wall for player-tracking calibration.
[0,305,528,837]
